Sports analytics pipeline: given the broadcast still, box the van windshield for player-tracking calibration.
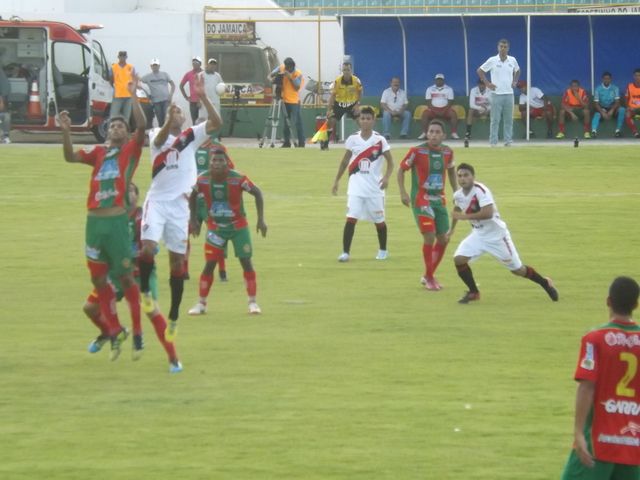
[218,50,265,84]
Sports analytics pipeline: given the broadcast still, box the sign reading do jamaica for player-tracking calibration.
[205,21,256,43]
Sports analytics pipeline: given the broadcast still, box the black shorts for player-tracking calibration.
[330,102,359,121]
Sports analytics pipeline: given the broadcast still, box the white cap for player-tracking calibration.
[192,55,202,64]
[207,58,217,64]
[435,73,445,80]
[150,58,160,65]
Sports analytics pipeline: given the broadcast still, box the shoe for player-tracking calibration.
[188,302,207,315]
[591,130,597,138]
[464,132,471,140]
[450,132,460,139]
[320,140,329,150]
[555,132,565,139]
[248,302,262,314]
[165,320,178,343]
[634,132,640,138]
[141,292,155,314]
[420,276,428,286]
[544,277,559,302]
[337,252,350,262]
[384,134,391,140]
[169,360,183,374]
[132,334,144,361]
[424,277,441,291]
[458,291,480,304]
[295,141,305,148]
[546,130,553,139]
[375,249,388,260]
[109,327,129,361]
[88,334,109,354]
[219,270,228,282]
[281,142,292,148]
[2,137,10,144]
[615,130,622,138]
[417,132,427,140]
[583,131,591,139]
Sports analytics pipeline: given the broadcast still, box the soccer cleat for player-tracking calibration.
[165,320,178,343]
[458,291,480,304]
[248,302,262,314]
[591,130,597,138]
[375,249,388,260]
[141,292,154,314]
[132,334,144,361]
[543,277,559,302]
[109,328,129,361]
[450,132,460,139]
[219,270,228,282]
[615,129,622,138]
[583,131,591,139]
[188,302,207,315]
[424,277,442,291]
[337,252,350,262]
[88,334,109,354]
[555,132,565,139]
[464,132,471,140]
[169,360,183,374]
[417,132,427,140]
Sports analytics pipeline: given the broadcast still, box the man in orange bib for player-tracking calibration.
[556,79,591,140]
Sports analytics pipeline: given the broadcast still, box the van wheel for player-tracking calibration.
[91,117,108,143]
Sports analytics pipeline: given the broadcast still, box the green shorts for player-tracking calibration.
[205,227,252,259]
[561,449,640,480]
[412,202,449,235]
[85,214,133,278]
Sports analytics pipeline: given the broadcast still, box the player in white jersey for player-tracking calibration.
[447,163,559,304]
[331,106,394,262]
[138,74,222,341]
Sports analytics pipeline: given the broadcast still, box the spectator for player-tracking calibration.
[380,76,411,140]
[556,79,591,139]
[477,39,520,147]
[322,61,363,150]
[269,57,305,148]
[203,58,224,118]
[591,72,624,138]
[465,79,491,140]
[517,80,554,139]
[140,58,175,127]
[179,56,204,124]
[623,68,640,138]
[419,73,459,139]
[110,50,136,121]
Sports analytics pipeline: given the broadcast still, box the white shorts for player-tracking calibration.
[141,196,189,254]
[454,229,523,270]
[346,195,385,223]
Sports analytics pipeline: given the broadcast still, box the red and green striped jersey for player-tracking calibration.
[574,319,640,465]
[195,170,255,231]
[399,143,454,207]
[78,139,143,210]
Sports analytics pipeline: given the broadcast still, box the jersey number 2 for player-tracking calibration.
[616,352,638,397]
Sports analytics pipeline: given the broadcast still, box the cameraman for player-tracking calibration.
[269,57,305,148]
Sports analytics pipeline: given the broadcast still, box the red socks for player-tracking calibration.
[199,273,214,300]
[123,283,142,335]
[422,244,434,278]
[96,283,121,336]
[150,313,178,362]
[432,242,447,273]
[243,271,257,297]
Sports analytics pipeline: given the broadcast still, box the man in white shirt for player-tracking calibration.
[517,80,555,138]
[331,106,394,262]
[202,58,224,120]
[138,75,222,343]
[419,73,459,139]
[380,77,411,140]
[465,79,491,139]
[477,39,520,146]
[447,163,558,304]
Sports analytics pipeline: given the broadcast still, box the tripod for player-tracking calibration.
[259,85,291,148]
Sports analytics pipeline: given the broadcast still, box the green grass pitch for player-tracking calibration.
[1,142,639,479]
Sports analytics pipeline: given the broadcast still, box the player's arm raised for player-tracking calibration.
[396,168,411,207]
[332,150,351,195]
[59,110,83,163]
[154,103,178,148]
[573,380,596,468]
[128,74,147,145]
[380,151,394,190]
[249,185,267,238]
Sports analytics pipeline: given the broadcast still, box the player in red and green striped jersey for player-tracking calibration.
[60,77,145,361]
[562,276,640,480]
[188,146,266,315]
[397,119,457,291]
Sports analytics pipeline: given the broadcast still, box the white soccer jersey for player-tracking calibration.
[453,182,507,238]
[344,131,390,198]
[469,86,491,111]
[519,87,545,109]
[146,122,208,201]
[425,84,454,108]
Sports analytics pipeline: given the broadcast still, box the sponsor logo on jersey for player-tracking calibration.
[605,332,640,348]
[95,188,119,202]
[621,421,640,436]
[597,433,640,446]
[95,158,121,181]
[603,399,640,416]
[580,342,595,370]
[206,230,225,247]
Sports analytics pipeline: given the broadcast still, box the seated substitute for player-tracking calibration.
[623,68,640,138]
[556,79,591,139]
[321,61,363,150]
[465,79,490,140]
[517,81,554,139]
[591,71,625,138]
[420,73,459,140]
[380,76,411,140]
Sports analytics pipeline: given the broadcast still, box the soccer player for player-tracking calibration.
[556,80,591,139]
[322,61,363,150]
[332,106,394,262]
[60,77,145,360]
[623,68,640,138]
[138,75,222,342]
[591,72,625,138]
[448,163,559,304]
[187,146,267,315]
[561,276,640,479]
[398,119,457,291]
[83,183,182,373]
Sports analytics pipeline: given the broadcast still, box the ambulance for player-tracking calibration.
[0,17,112,141]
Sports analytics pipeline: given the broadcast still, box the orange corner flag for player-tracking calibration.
[311,120,328,144]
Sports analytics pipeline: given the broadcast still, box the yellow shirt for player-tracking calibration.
[332,74,363,106]
[112,63,134,98]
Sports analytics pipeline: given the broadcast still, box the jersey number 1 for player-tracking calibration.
[616,352,638,397]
